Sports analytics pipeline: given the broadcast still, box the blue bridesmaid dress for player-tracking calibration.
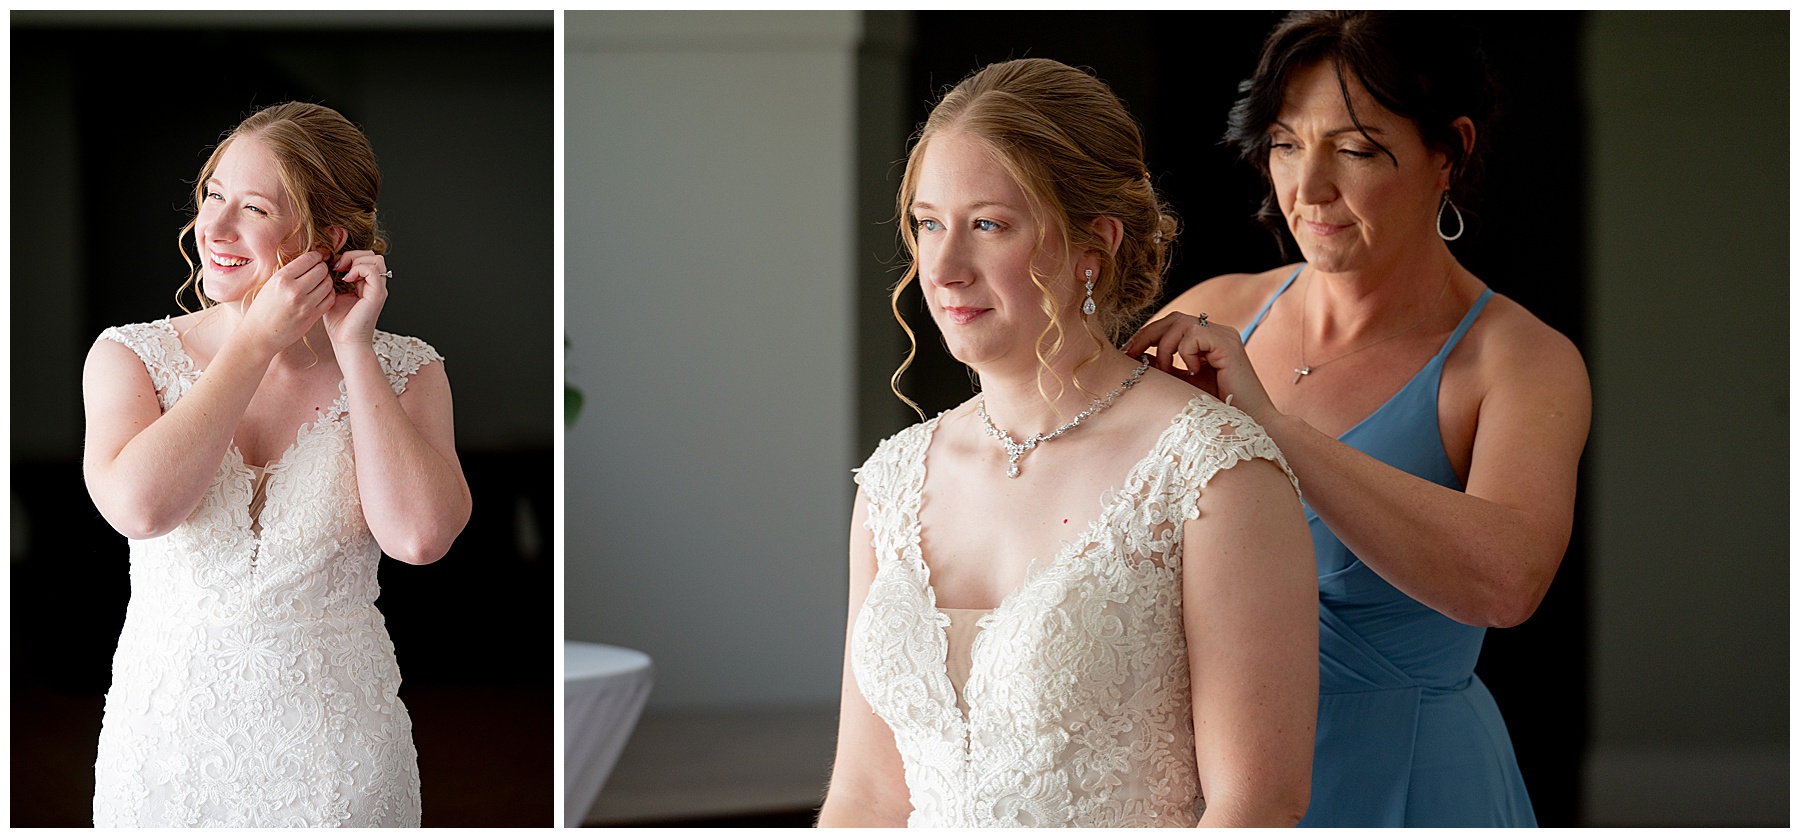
[1240,266,1536,827]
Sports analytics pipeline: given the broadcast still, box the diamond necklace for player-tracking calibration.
[1293,264,1454,384]
[975,355,1152,479]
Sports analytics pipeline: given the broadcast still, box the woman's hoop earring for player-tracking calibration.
[1437,192,1465,242]
[1082,269,1097,316]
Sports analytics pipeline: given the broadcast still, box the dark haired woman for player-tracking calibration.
[83,103,471,826]
[818,58,1317,827]
[1127,12,1589,827]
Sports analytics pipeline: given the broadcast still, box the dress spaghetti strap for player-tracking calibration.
[1240,264,1305,343]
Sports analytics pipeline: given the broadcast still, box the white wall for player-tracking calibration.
[1584,11,1788,825]
[564,11,860,708]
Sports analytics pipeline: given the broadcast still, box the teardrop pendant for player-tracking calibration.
[1081,297,1096,315]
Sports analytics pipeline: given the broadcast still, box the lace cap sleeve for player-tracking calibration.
[851,416,936,554]
[1174,396,1301,521]
[97,319,196,408]
[853,416,935,489]
[371,331,444,397]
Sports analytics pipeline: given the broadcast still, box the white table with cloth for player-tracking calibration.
[564,641,653,826]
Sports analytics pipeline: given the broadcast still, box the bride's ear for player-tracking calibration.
[1087,216,1124,257]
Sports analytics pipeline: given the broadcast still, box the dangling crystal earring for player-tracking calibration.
[1437,192,1465,241]
[1082,269,1096,316]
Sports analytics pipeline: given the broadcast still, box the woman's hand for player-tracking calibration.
[1123,312,1277,422]
[238,250,336,356]
[322,250,390,348]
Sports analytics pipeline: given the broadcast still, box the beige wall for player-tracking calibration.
[564,11,860,708]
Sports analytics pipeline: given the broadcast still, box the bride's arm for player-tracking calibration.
[335,346,470,565]
[1184,457,1317,827]
[817,490,911,827]
[82,335,271,539]
[326,253,470,565]
[83,258,338,538]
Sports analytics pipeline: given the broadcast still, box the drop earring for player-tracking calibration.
[1082,269,1096,316]
[1437,192,1464,241]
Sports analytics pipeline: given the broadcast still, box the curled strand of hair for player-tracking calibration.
[887,267,925,422]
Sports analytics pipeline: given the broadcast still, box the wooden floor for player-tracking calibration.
[580,704,837,827]
[12,675,553,827]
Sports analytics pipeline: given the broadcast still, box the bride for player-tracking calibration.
[817,58,1318,828]
[82,102,471,827]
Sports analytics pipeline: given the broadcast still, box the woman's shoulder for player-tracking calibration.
[371,329,445,381]
[853,410,946,490]
[1457,289,1589,394]
[93,316,184,365]
[1152,384,1300,498]
[96,314,178,341]
[1156,263,1302,326]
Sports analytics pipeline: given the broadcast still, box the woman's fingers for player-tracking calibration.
[1179,330,1207,377]
[236,251,337,352]
[1125,310,1278,415]
[333,251,389,297]
[268,251,334,305]
[322,250,390,346]
[1122,315,1174,358]
[1125,312,1218,373]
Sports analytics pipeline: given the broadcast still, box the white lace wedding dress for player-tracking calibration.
[850,394,1297,827]
[91,318,437,827]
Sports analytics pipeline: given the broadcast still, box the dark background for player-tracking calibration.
[893,12,1588,825]
[10,12,553,827]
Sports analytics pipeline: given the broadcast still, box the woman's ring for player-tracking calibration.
[1197,312,1209,328]
[383,270,393,278]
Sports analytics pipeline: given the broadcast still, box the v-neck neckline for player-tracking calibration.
[151,319,351,548]
[1241,269,1492,445]
[154,318,351,473]
[907,395,1207,614]
[896,395,1212,747]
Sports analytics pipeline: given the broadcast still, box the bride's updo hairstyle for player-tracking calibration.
[893,58,1179,414]
[178,102,387,308]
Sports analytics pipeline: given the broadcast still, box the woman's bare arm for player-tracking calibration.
[1132,285,1591,628]
[336,345,470,565]
[82,334,271,538]
[1184,456,1317,827]
[83,253,339,538]
[1256,326,1589,627]
[324,251,470,565]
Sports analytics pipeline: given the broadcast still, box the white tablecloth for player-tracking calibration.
[565,641,653,826]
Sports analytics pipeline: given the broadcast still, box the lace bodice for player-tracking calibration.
[91,318,440,827]
[850,394,1298,828]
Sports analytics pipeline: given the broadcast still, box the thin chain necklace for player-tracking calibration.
[1293,264,1455,384]
[976,355,1151,479]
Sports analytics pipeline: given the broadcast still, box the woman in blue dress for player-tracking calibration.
[1126,12,1591,827]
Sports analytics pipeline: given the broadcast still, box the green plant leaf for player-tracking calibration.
[565,384,585,428]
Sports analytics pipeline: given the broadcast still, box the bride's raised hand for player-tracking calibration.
[239,250,336,355]
[322,250,390,348]
[1123,312,1277,422]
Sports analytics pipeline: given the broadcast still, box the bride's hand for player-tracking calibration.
[322,250,389,348]
[1123,312,1277,421]
[239,250,335,355]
